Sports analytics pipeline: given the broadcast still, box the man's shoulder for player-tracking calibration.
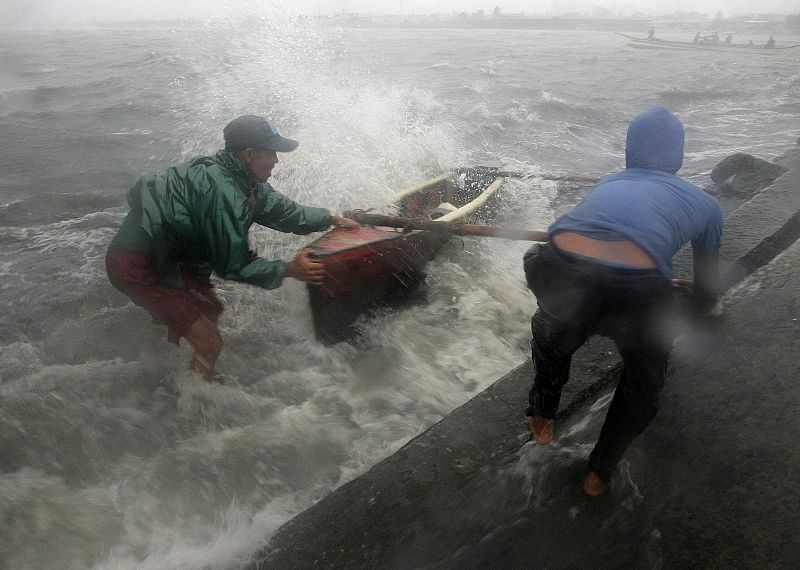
[607,169,722,217]
[183,154,226,175]
[674,175,721,209]
[638,170,718,202]
[661,173,722,218]
[171,155,240,191]
[163,155,210,180]
[662,175,723,228]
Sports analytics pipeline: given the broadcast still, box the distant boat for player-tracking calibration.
[614,32,800,55]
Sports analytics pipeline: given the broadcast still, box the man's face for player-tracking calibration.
[242,148,279,183]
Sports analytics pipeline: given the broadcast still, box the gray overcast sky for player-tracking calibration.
[2,0,799,27]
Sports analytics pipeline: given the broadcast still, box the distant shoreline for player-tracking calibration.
[324,13,798,34]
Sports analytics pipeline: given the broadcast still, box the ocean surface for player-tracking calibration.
[1,14,798,569]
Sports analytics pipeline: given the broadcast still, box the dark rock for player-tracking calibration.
[710,152,787,198]
[720,170,784,198]
[710,152,786,183]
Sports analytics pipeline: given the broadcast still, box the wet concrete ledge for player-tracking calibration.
[248,148,800,569]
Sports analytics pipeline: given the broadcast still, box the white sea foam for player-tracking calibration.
[2,14,799,569]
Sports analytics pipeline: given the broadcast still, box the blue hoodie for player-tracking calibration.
[548,107,723,278]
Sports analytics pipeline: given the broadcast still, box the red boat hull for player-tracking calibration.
[306,226,448,343]
[304,168,504,343]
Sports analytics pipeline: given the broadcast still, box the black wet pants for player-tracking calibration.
[524,243,674,481]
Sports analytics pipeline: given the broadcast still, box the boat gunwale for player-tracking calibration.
[371,173,451,210]
[309,227,427,258]
[434,176,505,222]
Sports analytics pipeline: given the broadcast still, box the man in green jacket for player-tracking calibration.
[106,115,358,381]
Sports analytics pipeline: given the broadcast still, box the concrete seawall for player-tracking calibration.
[249,148,800,569]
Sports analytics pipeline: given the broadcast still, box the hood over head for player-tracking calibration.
[625,107,684,174]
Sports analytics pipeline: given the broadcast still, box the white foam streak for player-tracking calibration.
[8,19,798,570]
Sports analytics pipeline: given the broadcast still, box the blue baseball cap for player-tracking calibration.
[223,115,299,152]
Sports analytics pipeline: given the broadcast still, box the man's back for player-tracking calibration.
[524,107,724,496]
[112,151,245,256]
[550,169,722,277]
[549,107,723,278]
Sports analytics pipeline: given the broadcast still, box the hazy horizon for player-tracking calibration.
[3,0,799,29]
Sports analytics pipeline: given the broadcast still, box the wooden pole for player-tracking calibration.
[496,171,600,183]
[344,211,550,242]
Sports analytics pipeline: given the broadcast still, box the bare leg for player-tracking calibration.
[183,315,223,382]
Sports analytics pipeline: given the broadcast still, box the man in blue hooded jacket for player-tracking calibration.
[523,107,723,496]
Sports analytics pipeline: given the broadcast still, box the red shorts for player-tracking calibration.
[105,245,224,345]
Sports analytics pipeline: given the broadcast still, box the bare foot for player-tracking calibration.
[527,415,555,445]
[582,471,608,497]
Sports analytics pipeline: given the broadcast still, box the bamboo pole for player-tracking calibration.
[344,211,549,242]
[496,171,600,183]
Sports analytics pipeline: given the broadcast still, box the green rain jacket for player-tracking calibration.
[111,149,332,289]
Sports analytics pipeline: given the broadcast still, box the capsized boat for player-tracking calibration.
[305,167,507,343]
[614,32,800,55]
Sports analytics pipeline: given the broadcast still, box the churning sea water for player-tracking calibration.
[0,11,798,569]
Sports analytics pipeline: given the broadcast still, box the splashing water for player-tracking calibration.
[1,8,798,568]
